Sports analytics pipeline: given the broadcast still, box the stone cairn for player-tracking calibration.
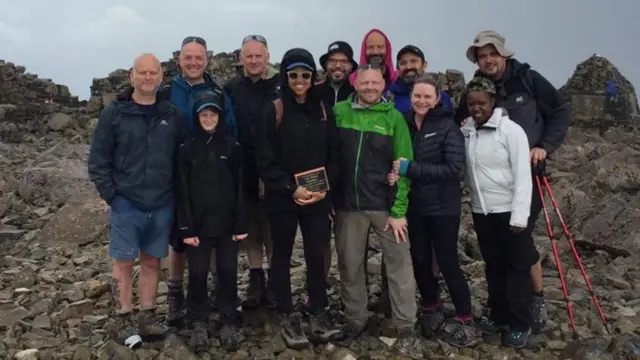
[560,54,640,129]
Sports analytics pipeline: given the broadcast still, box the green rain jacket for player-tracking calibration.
[333,94,413,218]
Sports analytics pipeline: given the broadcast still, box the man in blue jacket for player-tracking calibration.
[88,53,186,345]
[164,36,239,327]
[389,45,453,115]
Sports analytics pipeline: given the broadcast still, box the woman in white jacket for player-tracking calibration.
[460,77,535,348]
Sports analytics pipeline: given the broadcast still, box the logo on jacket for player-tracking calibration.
[220,156,227,160]
[516,96,523,103]
[424,132,436,138]
[160,120,168,125]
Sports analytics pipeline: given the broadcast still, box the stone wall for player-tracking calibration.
[0,60,90,142]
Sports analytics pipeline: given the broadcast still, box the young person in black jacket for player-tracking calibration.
[388,75,475,347]
[256,48,343,349]
[174,91,248,353]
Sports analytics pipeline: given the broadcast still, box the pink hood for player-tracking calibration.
[349,28,398,86]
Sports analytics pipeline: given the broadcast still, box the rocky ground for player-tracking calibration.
[1,55,640,359]
[1,125,640,359]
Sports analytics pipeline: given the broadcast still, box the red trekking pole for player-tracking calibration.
[534,161,610,335]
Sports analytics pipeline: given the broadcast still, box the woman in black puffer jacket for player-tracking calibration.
[390,74,475,347]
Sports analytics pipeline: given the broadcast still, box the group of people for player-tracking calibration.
[87,28,571,354]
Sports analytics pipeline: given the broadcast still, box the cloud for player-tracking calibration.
[216,2,297,17]
[69,5,147,46]
[0,21,30,44]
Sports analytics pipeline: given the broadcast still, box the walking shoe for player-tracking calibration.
[138,308,169,342]
[307,311,344,343]
[166,281,184,328]
[502,328,531,348]
[110,311,142,349]
[530,293,547,333]
[476,317,508,335]
[442,318,479,348]
[419,306,445,338]
[188,321,209,353]
[280,312,309,350]
[220,324,240,352]
[392,326,424,359]
[242,269,266,309]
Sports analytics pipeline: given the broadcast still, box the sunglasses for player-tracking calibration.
[242,35,268,47]
[182,36,207,48]
[357,63,383,72]
[287,71,312,80]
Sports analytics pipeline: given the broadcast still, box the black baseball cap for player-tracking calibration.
[319,41,358,70]
[396,45,425,62]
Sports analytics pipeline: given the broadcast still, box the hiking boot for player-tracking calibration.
[476,317,508,335]
[111,311,142,349]
[369,284,391,316]
[342,320,367,339]
[531,293,547,333]
[138,309,169,342]
[242,269,266,309]
[188,321,209,353]
[419,307,445,338]
[502,328,531,348]
[392,326,424,359]
[307,311,344,343]
[280,312,309,350]
[166,281,184,328]
[442,318,479,348]
[220,324,240,352]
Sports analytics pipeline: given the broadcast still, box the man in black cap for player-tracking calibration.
[389,45,453,114]
[316,41,357,107]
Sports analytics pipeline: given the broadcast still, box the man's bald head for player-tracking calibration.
[355,67,384,105]
[132,53,161,70]
[130,53,162,97]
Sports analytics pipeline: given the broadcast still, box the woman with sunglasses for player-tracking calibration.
[255,48,343,349]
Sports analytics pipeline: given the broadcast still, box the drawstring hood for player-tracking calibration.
[192,91,227,143]
[278,48,322,114]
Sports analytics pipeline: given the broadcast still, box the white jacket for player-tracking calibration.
[461,108,532,228]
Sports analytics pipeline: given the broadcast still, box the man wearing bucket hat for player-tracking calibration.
[317,41,357,107]
[455,30,571,335]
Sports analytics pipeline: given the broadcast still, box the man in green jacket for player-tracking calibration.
[333,64,419,351]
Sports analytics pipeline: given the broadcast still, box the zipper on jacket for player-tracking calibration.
[354,130,364,210]
[469,131,488,213]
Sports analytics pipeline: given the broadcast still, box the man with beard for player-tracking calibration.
[224,34,280,310]
[454,30,571,335]
[164,36,238,328]
[348,28,398,93]
[316,41,357,106]
[389,45,453,115]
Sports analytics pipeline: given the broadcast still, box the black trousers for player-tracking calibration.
[473,212,538,331]
[408,214,472,316]
[185,236,238,325]
[268,211,331,314]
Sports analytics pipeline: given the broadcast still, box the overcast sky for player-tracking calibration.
[0,0,638,100]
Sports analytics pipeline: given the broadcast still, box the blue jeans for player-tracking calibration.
[108,196,173,260]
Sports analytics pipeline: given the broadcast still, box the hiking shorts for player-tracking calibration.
[108,196,173,260]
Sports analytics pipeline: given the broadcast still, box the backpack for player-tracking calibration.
[520,69,553,122]
[273,98,328,129]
